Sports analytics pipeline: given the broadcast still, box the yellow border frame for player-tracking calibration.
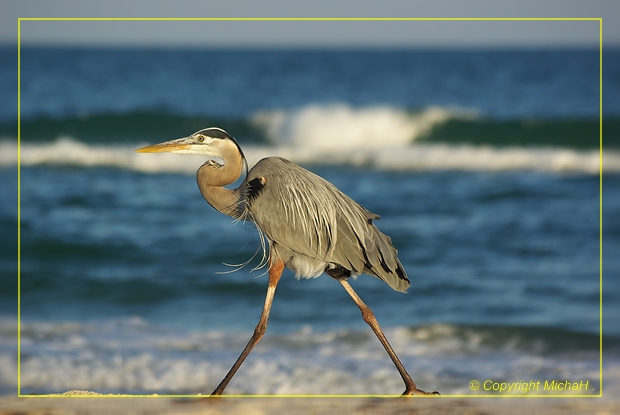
[16,17,604,399]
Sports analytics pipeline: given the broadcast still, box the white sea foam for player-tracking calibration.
[1,137,616,174]
[2,318,609,396]
[251,104,470,149]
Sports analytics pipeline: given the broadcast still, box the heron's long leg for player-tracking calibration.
[211,259,285,396]
[338,280,438,396]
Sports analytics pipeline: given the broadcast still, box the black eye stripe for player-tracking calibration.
[197,128,232,140]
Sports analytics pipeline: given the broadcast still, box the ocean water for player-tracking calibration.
[1,47,618,395]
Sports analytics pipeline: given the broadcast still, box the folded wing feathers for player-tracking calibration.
[249,158,410,292]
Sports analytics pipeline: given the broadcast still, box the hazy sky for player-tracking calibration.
[1,0,618,48]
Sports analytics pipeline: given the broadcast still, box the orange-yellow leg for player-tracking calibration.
[339,280,439,396]
[211,259,284,396]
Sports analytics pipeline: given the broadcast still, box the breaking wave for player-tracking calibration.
[1,137,614,174]
[2,104,615,174]
[251,104,473,149]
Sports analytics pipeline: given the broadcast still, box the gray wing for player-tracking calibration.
[244,157,410,293]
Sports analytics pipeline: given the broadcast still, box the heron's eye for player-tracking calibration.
[197,135,205,142]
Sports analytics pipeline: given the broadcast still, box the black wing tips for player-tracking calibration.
[351,230,410,293]
[393,260,411,293]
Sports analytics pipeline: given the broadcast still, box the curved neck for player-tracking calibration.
[198,183,243,218]
[196,144,245,219]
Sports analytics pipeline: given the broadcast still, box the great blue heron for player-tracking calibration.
[136,127,438,396]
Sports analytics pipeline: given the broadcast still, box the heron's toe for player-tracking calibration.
[402,388,440,396]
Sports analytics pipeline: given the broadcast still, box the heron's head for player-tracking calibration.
[136,127,247,169]
[136,127,244,161]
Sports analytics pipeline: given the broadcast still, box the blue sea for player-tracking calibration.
[1,47,619,395]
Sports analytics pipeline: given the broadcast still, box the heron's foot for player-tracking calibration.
[402,387,440,396]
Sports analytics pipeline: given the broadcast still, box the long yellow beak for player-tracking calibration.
[135,138,191,153]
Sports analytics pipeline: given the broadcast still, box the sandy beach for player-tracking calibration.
[0,392,618,415]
